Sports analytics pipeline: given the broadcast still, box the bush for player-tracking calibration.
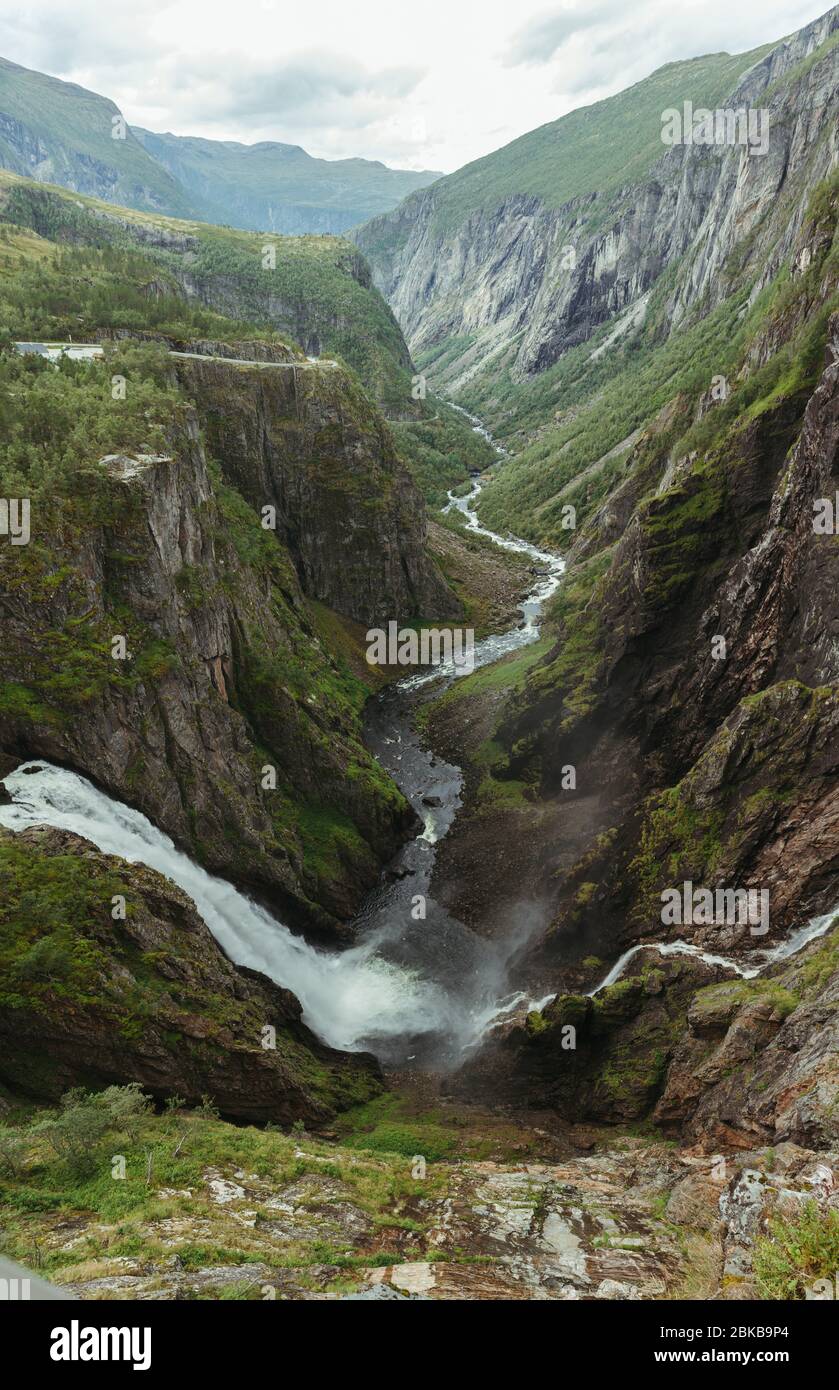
[0,1126,29,1178]
[32,1084,152,1177]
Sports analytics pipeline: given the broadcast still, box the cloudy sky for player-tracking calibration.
[0,0,830,172]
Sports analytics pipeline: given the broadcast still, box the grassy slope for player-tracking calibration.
[0,57,190,216]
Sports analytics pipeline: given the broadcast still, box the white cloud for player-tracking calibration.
[504,3,616,67]
[0,0,830,172]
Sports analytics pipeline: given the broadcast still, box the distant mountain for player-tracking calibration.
[0,55,192,217]
[133,128,441,234]
[0,54,440,233]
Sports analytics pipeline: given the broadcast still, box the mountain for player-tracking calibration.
[404,7,839,1154]
[0,54,439,233]
[355,8,838,412]
[0,55,191,216]
[1,7,838,1309]
[133,127,441,234]
[0,172,465,937]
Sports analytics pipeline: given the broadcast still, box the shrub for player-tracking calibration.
[754,1202,839,1299]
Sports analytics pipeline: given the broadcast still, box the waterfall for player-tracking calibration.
[0,761,460,1054]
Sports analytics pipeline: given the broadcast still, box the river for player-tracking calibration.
[0,433,834,1069]
[0,460,565,1069]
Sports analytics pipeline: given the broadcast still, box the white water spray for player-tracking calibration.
[0,761,463,1053]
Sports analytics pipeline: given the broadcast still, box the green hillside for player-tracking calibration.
[134,128,440,234]
[0,56,191,217]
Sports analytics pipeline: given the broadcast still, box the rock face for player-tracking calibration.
[494,305,839,959]
[655,927,839,1152]
[0,826,381,1123]
[356,7,839,389]
[175,352,457,624]
[0,373,422,934]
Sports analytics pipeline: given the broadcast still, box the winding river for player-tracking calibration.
[0,455,565,1069]
[0,423,835,1069]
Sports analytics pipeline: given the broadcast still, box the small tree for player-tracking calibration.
[33,1084,153,1178]
[0,1126,28,1179]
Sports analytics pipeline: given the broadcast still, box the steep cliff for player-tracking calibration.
[0,343,441,933]
[0,168,469,932]
[0,825,380,1122]
[422,154,839,1135]
[174,352,456,624]
[356,7,839,408]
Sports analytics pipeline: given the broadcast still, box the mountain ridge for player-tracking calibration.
[0,52,439,233]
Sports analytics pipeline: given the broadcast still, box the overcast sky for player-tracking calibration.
[0,0,831,172]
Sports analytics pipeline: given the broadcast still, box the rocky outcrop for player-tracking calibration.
[655,926,839,1151]
[175,352,457,624]
[449,952,723,1122]
[0,826,381,1123]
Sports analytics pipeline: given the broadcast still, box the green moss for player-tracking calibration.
[297,803,378,890]
[693,977,798,1021]
[0,839,126,1011]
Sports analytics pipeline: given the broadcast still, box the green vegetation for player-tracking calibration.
[332,1090,547,1164]
[754,1202,839,1299]
[0,228,261,345]
[0,342,181,499]
[181,226,414,411]
[0,839,125,1012]
[630,683,839,922]
[389,403,495,506]
[0,1087,448,1288]
[470,284,759,543]
[0,172,488,489]
[0,181,439,907]
[361,46,770,251]
[0,345,197,719]
[504,548,613,748]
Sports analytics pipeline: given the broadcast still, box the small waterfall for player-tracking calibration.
[579,913,839,1000]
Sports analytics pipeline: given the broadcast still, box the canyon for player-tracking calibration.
[0,4,838,1305]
